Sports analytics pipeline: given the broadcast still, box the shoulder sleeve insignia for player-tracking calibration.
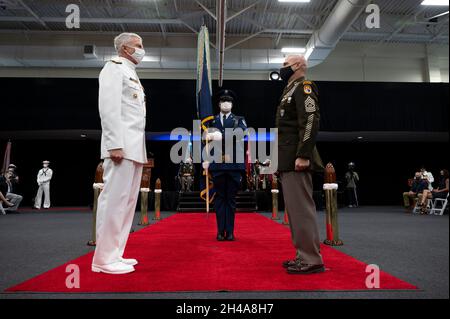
[304,84,312,95]
[305,96,316,113]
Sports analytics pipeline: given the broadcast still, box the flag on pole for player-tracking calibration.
[196,25,214,128]
[196,25,215,207]
[1,140,11,174]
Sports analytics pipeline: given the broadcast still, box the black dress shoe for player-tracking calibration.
[225,233,235,241]
[282,259,300,269]
[287,263,325,275]
[217,233,225,241]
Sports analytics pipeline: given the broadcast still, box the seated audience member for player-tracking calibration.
[2,170,23,212]
[7,164,20,190]
[0,173,14,214]
[421,167,434,191]
[403,172,428,210]
[419,169,449,214]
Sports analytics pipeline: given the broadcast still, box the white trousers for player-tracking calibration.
[35,183,51,208]
[92,158,143,266]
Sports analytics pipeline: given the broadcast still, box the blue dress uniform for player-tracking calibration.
[209,112,247,241]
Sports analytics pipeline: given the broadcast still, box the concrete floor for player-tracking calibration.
[0,207,448,299]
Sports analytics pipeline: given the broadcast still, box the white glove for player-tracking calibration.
[202,161,210,170]
[206,131,222,141]
[262,159,271,166]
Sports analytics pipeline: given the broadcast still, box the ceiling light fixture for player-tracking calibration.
[269,71,281,81]
[278,0,311,3]
[281,47,306,53]
[421,0,448,6]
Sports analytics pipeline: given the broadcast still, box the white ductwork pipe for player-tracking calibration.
[305,0,371,67]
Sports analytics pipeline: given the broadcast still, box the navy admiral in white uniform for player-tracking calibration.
[208,90,247,241]
[92,33,147,275]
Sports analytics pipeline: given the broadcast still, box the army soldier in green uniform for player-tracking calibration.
[276,55,325,275]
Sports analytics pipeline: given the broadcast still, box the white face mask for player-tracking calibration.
[127,46,145,64]
[220,101,233,113]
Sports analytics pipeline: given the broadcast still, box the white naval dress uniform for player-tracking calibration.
[93,56,147,267]
[34,168,53,209]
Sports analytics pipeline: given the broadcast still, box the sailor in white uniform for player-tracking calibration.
[34,160,53,209]
[92,33,147,275]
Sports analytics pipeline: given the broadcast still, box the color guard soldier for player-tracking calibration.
[207,90,247,241]
[178,157,195,192]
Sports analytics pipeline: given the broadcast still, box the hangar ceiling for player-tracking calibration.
[0,0,448,71]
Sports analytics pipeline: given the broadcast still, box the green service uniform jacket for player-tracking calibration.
[275,77,324,173]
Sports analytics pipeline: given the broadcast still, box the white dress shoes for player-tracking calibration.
[120,257,138,266]
[91,261,135,274]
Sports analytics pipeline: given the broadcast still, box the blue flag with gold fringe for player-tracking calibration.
[196,26,215,205]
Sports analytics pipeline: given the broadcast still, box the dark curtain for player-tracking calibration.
[0,78,447,132]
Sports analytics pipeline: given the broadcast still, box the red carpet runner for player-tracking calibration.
[6,213,416,292]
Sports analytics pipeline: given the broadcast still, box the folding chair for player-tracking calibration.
[412,200,420,214]
[412,195,430,214]
[430,193,449,216]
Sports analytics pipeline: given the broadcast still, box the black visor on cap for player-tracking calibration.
[219,95,233,103]
[217,89,236,102]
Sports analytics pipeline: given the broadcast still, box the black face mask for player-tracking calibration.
[279,65,295,82]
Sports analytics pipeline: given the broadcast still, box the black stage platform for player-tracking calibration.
[141,190,327,212]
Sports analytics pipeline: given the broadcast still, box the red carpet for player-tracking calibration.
[6,213,416,293]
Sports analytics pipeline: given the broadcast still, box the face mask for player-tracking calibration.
[220,101,233,113]
[127,46,145,64]
[279,65,295,82]
[43,164,49,168]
